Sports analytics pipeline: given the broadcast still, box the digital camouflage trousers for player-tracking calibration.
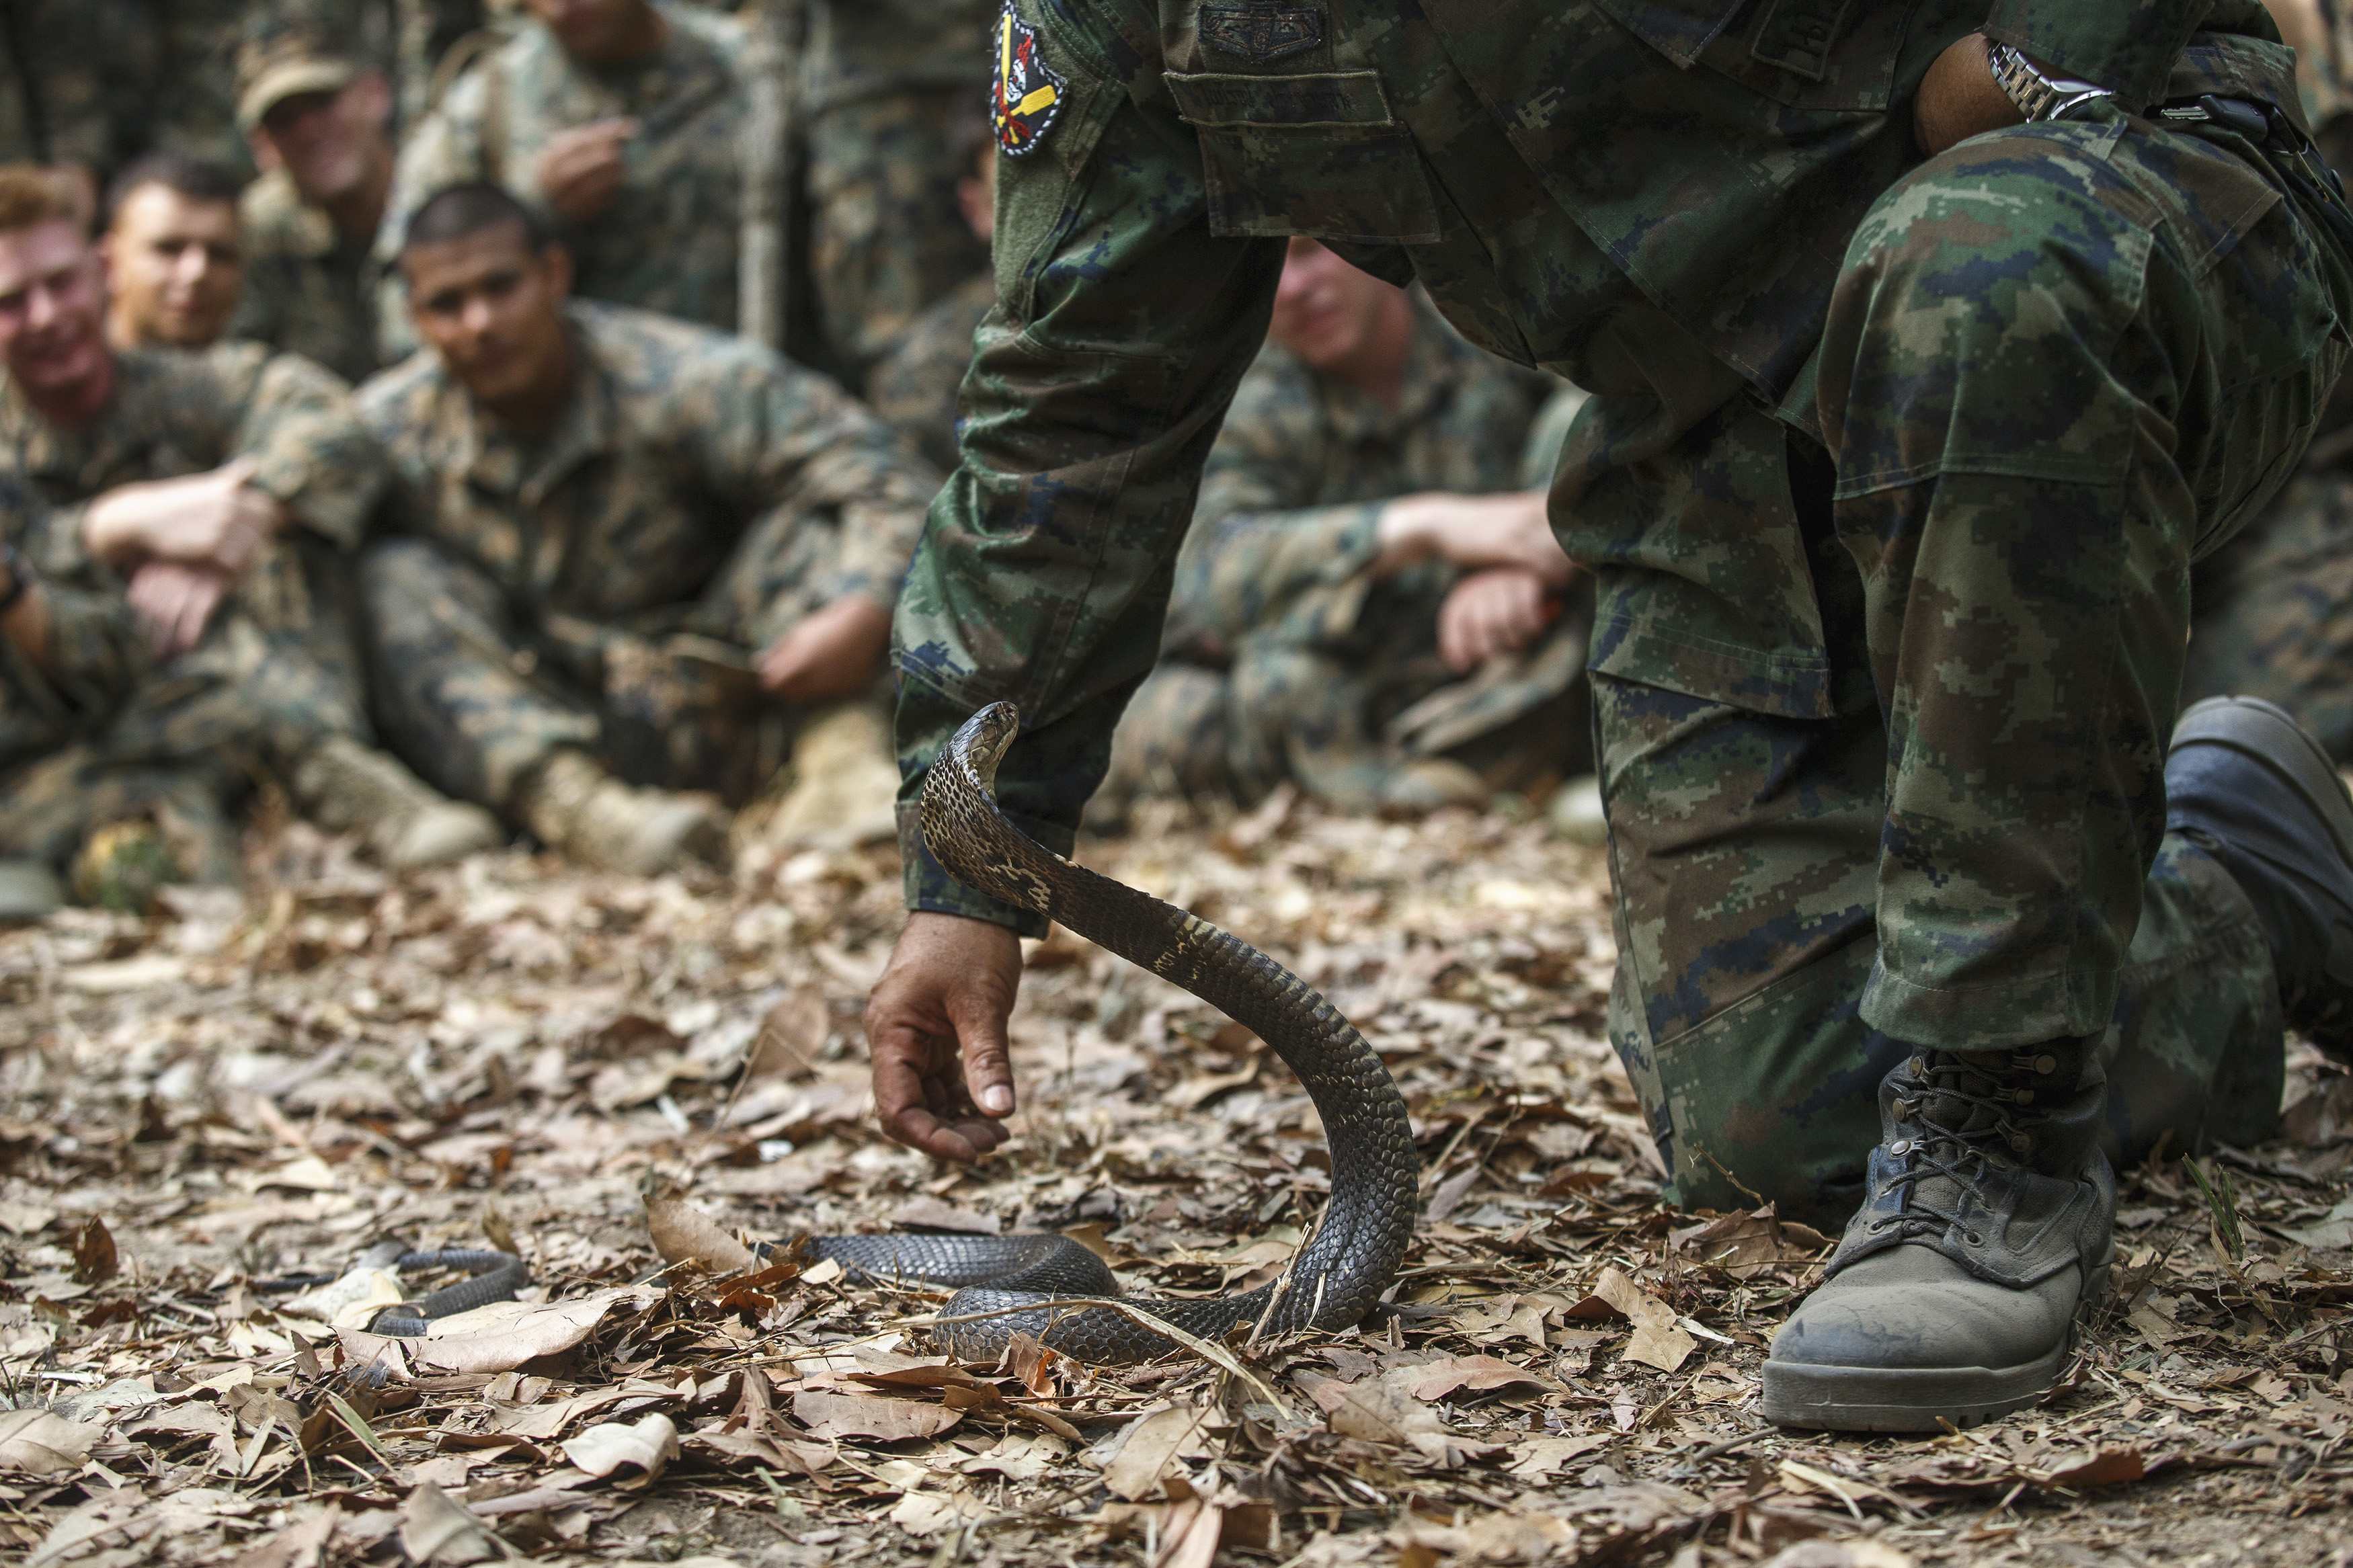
[359,513,849,815]
[1603,116,2352,1227]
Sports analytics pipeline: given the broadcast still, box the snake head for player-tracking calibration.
[954,701,1023,798]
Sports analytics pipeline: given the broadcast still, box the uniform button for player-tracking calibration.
[2034,1054,2058,1074]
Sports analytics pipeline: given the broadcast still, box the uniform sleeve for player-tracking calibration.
[890,0,1284,933]
[0,481,144,765]
[703,349,942,620]
[235,354,393,550]
[1160,358,1382,660]
[1982,1,2233,108]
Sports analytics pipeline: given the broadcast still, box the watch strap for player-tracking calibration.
[1986,40,2118,123]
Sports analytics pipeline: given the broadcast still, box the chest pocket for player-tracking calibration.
[1600,0,1911,112]
[1162,70,1442,244]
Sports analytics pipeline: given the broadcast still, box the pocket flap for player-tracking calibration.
[1164,69,1396,126]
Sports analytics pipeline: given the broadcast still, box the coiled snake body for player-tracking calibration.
[805,702,1419,1364]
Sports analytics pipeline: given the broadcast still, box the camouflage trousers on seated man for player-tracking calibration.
[1597,114,2353,1235]
[1099,576,1594,820]
[358,509,861,822]
[0,534,377,900]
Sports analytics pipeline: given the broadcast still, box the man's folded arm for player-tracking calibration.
[1982,0,2235,109]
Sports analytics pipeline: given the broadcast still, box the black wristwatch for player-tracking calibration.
[0,543,28,616]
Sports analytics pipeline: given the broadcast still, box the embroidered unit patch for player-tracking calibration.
[1199,4,1324,63]
[992,3,1066,157]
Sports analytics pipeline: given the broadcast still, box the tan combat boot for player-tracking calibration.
[290,737,505,870]
[518,751,731,876]
[752,701,900,854]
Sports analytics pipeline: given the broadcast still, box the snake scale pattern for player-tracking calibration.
[807,702,1421,1364]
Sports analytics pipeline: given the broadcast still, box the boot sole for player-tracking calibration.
[2174,696,2353,862]
[1759,1260,2110,1434]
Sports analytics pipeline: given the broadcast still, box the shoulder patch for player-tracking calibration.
[1199,4,1323,63]
[992,3,1067,157]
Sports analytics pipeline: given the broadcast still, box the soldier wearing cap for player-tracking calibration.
[231,28,402,385]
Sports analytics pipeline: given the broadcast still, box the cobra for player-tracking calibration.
[804,702,1422,1364]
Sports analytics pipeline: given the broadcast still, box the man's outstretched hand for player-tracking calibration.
[863,911,1025,1161]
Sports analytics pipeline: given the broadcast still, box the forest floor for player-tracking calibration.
[3,789,2351,1568]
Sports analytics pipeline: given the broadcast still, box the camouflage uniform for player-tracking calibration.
[371,1,750,361]
[0,344,389,866]
[2181,6,2353,759]
[234,171,385,387]
[889,0,2352,1226]
[803,0,996,375]
[0,1,151,179]
[355,300,937,814]
[1099,294,1583,811]
[867,271,994,475]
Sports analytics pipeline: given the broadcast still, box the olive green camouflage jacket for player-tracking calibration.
[371,1,750,359]
[0,343,387,761]
[356,300,938,632]
[235,172,385,388]
[892,0,2295,931]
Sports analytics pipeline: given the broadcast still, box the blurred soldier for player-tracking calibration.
[0,167,500,895]
[801,0,994,376]
[1096,238,1581,819]
[232,30,403,384]
[0,1,152,216]
[371,0,753,362]
[100,156,247,355]
[359,183,938,874]
[148,2,260,175]
[2182,0,2353,757]
[865,119,997,474]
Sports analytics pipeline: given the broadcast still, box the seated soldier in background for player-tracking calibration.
[372,0,754,364]
[865,117,996,476]
[231,27,402,386]
[0,167,498,905]
[101,155,247,355]
[358,183,939,875]
[1094,238,1589,821]
[800,0,993,379]
[2181,0,2353,759]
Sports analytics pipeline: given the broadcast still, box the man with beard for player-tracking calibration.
[233,28,403,385]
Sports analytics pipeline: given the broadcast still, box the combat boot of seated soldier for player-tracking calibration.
[857,2,2353,1434]
[0,167,500,885]
[358,182,940,876]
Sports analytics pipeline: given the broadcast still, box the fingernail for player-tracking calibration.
[981,1087,1012,1114]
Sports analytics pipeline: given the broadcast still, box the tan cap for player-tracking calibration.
[235,33,359,133]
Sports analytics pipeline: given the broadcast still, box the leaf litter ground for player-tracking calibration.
[3,791,2352,1568]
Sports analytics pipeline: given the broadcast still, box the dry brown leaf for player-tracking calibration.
[644,1196,757,1274]
[1101,1401,1214,1501]
[560,1413,680,1483]
[342,1286,648,1376]
[0,1410,96,1476]
[1406,1353,1556,1401]
[789,1389,963,1444]
[2038,1448,2148,1489]
[397,1484,495,1565]
[1574,1265,1697,1374]
[69,1216,116,1284]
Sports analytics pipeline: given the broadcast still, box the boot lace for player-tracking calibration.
[1865,1049,2055,1247]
